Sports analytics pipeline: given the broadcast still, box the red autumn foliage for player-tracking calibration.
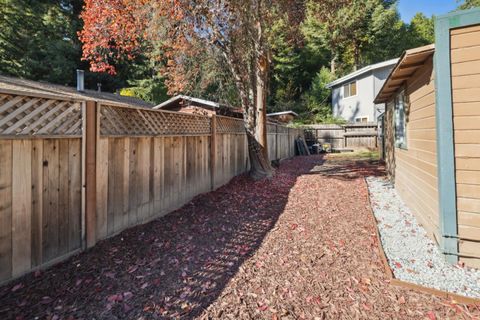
[79,0,150,75]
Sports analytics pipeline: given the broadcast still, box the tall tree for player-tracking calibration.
[408,13,434,45]
[457,0,480,9]
[302,0,400,73]
[0,0,83,85]
[80,0,302,179]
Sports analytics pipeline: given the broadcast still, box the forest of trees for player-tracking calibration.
[1,0,478,125]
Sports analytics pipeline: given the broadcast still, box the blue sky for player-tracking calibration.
[397,0,459,22]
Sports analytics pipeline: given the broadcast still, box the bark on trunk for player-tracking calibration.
[248,19,273,180]
[218,10,273,180]
[330,56,336,75]
[246,131,272,180]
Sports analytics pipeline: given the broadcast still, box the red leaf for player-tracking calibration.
[258,304,268,311]
[427,311,436,320]
[11,284,23,292]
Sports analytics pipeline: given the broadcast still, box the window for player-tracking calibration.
[343,81,357,98]
[394,92,407,148]
[355,117,369,123]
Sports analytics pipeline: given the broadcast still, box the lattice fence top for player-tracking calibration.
[267,123,277,133]
[217,116,245,134]
[100,104,211,136]
[277,125,289,134]
[0,93,83,137]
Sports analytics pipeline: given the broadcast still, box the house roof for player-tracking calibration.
[267,111,299,117]
[0,75,154,108]
[325,58,399,89]
[154,95,219,110]
[374,44,435,104]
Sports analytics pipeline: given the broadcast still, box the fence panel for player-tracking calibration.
[0,94,301,283]
[304,123,378,150]
[0,93,83,283]
[215,116,249,188]
[96,105,213,240]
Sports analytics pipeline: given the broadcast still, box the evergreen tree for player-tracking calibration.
[457,0,480,9]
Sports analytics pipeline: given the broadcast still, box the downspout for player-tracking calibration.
[433,15,459,264]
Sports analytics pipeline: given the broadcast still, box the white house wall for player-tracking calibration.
[332,71,375,122]
[331,65,395,123]
[373,67,393,119]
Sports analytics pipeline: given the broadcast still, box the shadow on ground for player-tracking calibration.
[0,155,325,319]
[307,155,384,181]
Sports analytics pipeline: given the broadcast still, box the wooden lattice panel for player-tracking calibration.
[0,94,83,137]
[100,104,211,136]
[267,123,277,133]
[277,125,289,134]
[217,116,245,134]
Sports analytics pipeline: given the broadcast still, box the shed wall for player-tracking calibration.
[451,25,480,267]
[385,58,440,242]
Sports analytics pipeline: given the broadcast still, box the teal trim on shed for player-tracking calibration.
[434,7,480,264]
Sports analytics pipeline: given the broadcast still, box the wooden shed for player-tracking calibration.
[154,95,243,118]
[266,111,298,124]
[375,8,480,268]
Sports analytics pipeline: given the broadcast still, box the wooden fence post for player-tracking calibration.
[210,115,217,190]
[275,125,279,161]
[84,100,97,248]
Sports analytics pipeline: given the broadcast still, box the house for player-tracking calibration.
[374,7,480,268]
[154,95,243,118]
[267,111,298,124]
[326,58,398,123]
[0,74,154,109]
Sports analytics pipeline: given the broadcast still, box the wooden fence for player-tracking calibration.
[304,123,378,150]
[0,91,303,283]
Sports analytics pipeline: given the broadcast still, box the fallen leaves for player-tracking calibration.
[0,155,478,319]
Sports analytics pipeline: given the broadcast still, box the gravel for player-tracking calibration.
[366,176,480,299]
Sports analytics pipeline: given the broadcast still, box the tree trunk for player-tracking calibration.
[219,17,273,180]
[330,55,336,74]
[246,131,273,180]
[248,19,273,180]
[353,42,360,71]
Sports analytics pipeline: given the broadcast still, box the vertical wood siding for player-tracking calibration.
[385,58,440,242]
[0,138,82,282]
[451,25,480,267]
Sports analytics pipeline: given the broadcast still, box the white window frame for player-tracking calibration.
[343,81,357,98]
[355,116,369,123]
[394,91,407,149]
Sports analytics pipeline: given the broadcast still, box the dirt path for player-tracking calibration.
[0,154,478,319]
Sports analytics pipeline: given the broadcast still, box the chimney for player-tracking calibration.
[97,83,102,92]
[76,69,85,92]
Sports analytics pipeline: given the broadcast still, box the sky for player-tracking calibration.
[397,0,459,22]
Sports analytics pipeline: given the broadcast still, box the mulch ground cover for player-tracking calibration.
[1,154,479,319]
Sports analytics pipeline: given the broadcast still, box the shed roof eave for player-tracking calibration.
[154,95,219,109]
[374,44,435,104]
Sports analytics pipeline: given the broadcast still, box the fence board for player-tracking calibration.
[96,138,109,240]
[11,141,32,276]
[11,140,32,276]
[58,139,69,256]
[68,139,82,251]
[0,141,12,282]
[153,137,164,215]
[42,139,59,263]
[31,140,43,266]
[128,138,139,226]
